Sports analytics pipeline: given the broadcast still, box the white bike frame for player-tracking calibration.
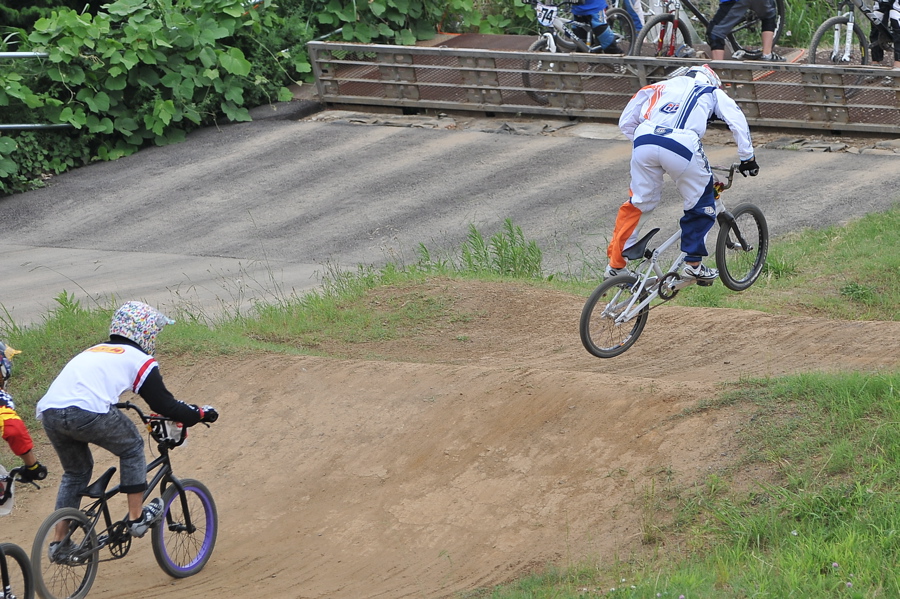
[603,164,737,325]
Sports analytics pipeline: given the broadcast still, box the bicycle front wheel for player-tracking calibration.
[580,274,650,358]
[1,542,35,599]
[631,14,693,57]
[522,37,557,105]
[716,203,769,291]
[31,508,99,599]
[808,15,869,66]
[152,479,218,578]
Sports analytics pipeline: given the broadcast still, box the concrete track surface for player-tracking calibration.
[1,104,899,326]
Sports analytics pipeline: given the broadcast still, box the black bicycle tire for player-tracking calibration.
[523,37,554,105]
[631,13,693,57]
[579,274,650,358]
[152,478,218,578]
[808,15,869,66]
[724,0,785,53]
[715,203,769,292]
[31,507,98,599]
[1,542,35,599]
[606,7,637,55]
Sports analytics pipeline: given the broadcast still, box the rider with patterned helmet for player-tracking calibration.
[37,301,219,541]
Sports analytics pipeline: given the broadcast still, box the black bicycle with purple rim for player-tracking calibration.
[31,402,218,599]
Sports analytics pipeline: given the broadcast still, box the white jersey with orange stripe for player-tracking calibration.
[36,343,157,416]
[618,75,755,160]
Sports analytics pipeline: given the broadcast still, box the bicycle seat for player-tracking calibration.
[621,228,660,261]
[78,467,117,499]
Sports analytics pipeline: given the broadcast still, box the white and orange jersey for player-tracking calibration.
[618,75,755,160]
[37,343,157,416]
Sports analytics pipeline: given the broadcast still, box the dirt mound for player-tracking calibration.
[5,279,899,598]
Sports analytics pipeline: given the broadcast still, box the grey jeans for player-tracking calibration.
[41,406,147,510]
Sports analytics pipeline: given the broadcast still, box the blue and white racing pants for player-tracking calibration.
[618,122,717,264]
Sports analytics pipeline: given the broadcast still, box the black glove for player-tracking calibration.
[20,461,48,482]
[739,157,760,177]
[200,405,218,423]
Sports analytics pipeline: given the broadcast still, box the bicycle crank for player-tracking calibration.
[657,272,681,300]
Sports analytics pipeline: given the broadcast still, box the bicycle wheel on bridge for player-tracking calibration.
[715,203,769,291]
[32,508,99,599]
[631,13,693,57]
[152,479,218,578]
[1,542,35,599]
[808,15,869,66]
[607,7,638,55]
[724,0,785,55]
[580,274,650,358]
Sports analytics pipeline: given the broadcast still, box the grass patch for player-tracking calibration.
[673,206,900,321]
[474,372,900,598]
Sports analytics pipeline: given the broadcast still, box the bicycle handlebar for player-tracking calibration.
[711,163,740,192]
[0,465,40,507]
[521,0,582,7]
[116,401,191,449]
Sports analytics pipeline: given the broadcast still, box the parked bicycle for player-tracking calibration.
[808,0,895,67]
[521,0,637,104]
[31,402,218,599]
[631,0,785,59]
[580,163,768,358]
[1,465,42,599]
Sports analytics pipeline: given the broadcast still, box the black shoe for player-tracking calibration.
[48,540,76,564]
[603,43,624,55]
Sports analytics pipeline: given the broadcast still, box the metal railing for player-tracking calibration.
[308,41,900,134]
[0,51,74,131]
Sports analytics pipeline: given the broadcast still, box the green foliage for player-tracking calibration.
[1,0,299,194]
[0,130,93,195]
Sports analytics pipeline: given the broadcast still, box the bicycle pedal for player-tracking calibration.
[696,279,714,287]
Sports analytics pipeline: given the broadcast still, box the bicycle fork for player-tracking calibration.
[833,10,857,62]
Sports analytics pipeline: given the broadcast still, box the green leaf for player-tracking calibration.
[277,87,294,102]
[370,0,387,17]
[219,47,252,76]
[0,157,17,178]
[397,29,416,45]
[104,0,147,17]
[198,47,217,68]
[0,137,16,154]
[114,116,139,134]
[220,101,251,122]
[224,85,244,104]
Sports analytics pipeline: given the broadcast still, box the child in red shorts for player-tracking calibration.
[0,341,48,482]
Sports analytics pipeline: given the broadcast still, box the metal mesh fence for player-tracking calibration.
[310,41,900,133]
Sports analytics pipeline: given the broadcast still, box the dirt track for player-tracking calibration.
[4,279,899,599]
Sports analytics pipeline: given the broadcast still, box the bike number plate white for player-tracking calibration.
[535,2,558,27]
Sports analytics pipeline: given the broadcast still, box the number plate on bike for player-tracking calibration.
[535,2,558,27]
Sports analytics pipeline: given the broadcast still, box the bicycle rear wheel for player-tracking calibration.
[152,479,218,578]
[31,508,99,599]
[631,14,693,57]
[808,15,869,66]
[1,542,35,599]
[726,0,785,54]
[580,274,649,358]
[716,203,769,291]
[607,7,637,55]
